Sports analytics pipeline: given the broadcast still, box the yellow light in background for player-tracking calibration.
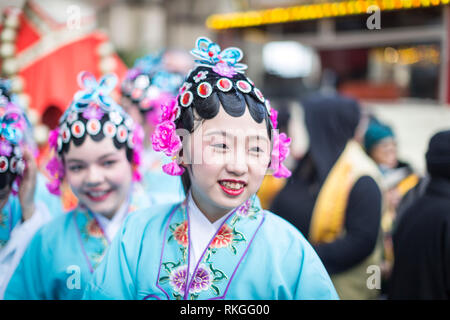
[205,0,449,30]
[384,47,399,64]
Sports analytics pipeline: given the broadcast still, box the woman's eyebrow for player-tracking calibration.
[66,153,118,164]
[97,153,118,160]
[248,135,270,142]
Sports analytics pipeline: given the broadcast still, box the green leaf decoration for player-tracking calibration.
[210,284,220,296]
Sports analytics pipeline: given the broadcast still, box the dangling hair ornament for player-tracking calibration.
[267,101,292,178]
[151,98,184,175]
[46,71,144,195]
[152,37,292,178]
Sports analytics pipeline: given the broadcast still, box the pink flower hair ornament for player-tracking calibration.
[269,107,292,179]
[151,97,184,176]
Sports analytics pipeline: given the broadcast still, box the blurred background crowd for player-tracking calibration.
[1,0,449,300]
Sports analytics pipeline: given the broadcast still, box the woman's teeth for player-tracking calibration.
[87,190,109,197]
[219,181,244,190]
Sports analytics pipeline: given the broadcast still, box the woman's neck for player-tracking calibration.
[189,190,230,223]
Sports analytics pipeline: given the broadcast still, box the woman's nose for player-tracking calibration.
[225,148,248,176]
[84,165,104,186]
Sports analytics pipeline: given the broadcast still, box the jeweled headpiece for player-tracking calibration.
[0,79,27,193]
[121,53,184,122]
[151,37,292,178]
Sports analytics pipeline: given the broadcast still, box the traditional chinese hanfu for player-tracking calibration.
[83,194,339,300]
[0,195,52,298]
[3,183,151,300]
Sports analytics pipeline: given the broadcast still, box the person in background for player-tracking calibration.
[120,51,190,205]
[389,130,450,299]
[363,116,419,292]
[0,79,57,298]
[271,93,383,300]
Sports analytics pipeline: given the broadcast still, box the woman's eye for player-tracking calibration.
[212,143,228,149]
[250,146,263,153]
[102,160,116,167]
[68,165,84,172]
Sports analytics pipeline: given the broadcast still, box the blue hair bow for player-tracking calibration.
[60,71,121,123]
[190,37,247,72]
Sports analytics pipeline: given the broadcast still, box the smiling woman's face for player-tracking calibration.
[183,107,271,221]
[64,136,133,219]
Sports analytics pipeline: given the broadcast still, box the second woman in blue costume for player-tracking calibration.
[4,71,152,300]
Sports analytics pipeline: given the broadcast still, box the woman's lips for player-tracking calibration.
[218,180,246,196]
[84,189,113,202]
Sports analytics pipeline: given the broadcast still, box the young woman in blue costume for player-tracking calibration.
[0,78,60,298]
[4,71,152,300]
[83,38,338,300]
[121,52,188,204]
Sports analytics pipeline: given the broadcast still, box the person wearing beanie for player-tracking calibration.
[363,117,420,295]
[388,130,450,299]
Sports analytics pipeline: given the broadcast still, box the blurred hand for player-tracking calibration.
[19,147,37,221]
[386,188,401,210]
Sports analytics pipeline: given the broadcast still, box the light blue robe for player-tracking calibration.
[83,195,339,300]
[0,196,21,250]
[4,183,152,300]
[0,173,63,250]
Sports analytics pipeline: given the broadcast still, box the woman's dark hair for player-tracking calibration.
[175,66,273,195]
[59,106,133,163]
[0,170,16,190]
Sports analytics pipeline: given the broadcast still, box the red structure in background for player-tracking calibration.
[0,1,128,211]
[0,0,127,132]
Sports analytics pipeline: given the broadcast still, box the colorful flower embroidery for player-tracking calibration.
[87,219,103,238]
[159,197,261,300]
[169,265,188,294]
[171,220,188,247]
[210,224,234,249]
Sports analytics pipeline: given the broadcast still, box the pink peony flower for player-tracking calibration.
[151,121,182,157]
[46,179,62,196]
[270,131,292,178]
[270,108,278,129]
[162,160,185,176]
[212,62,237,78]
[48,128,60,150]
[160,98,180,123]
[46,157,65,179]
